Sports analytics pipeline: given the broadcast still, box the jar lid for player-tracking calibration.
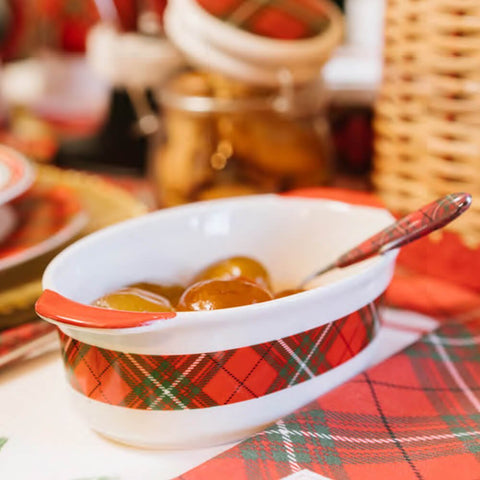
[164,12,324,86]
[164,0,343,86]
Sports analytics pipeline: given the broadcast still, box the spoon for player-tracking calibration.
[300,192,472,288]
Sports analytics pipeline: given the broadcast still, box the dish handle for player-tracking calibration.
[35,289,176,329]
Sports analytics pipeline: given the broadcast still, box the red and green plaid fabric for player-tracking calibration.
[196,0,332,40]
[0,184,83,261]
[176,318,480,480]
[59,299,379,410]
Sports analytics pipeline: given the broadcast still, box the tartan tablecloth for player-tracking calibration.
[176,270,480,480]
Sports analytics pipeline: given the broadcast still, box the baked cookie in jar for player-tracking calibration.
[151,70,333,206]
[152,0,344,206]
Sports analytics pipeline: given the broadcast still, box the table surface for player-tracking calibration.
[0,308,437,480]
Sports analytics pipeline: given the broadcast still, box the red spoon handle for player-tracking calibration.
[336,192,472,268]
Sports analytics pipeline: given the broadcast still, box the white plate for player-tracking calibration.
[0,211,88,272]
[0,145,35,206]
[0,187,89,272]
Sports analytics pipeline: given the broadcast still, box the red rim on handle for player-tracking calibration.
[35,290,176,329]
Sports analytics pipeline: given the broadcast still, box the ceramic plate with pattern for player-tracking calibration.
[0,145,35,206]
[0,184,88,272]
[0,165,148,323]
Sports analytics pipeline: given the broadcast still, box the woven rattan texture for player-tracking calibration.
[373,0,480,247]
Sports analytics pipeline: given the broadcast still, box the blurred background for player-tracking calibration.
[0,0,383,193]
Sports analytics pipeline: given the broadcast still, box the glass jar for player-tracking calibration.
[150,71,333,207]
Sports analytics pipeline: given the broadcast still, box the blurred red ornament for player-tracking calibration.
[1,0,170,59]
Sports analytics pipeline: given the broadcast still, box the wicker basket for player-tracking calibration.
[373,0,480,248]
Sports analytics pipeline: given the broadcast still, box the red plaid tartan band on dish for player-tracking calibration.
[59,298,380,410]
[196,0,332,40]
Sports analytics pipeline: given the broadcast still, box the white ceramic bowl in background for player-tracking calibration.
[36,194,397,449]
